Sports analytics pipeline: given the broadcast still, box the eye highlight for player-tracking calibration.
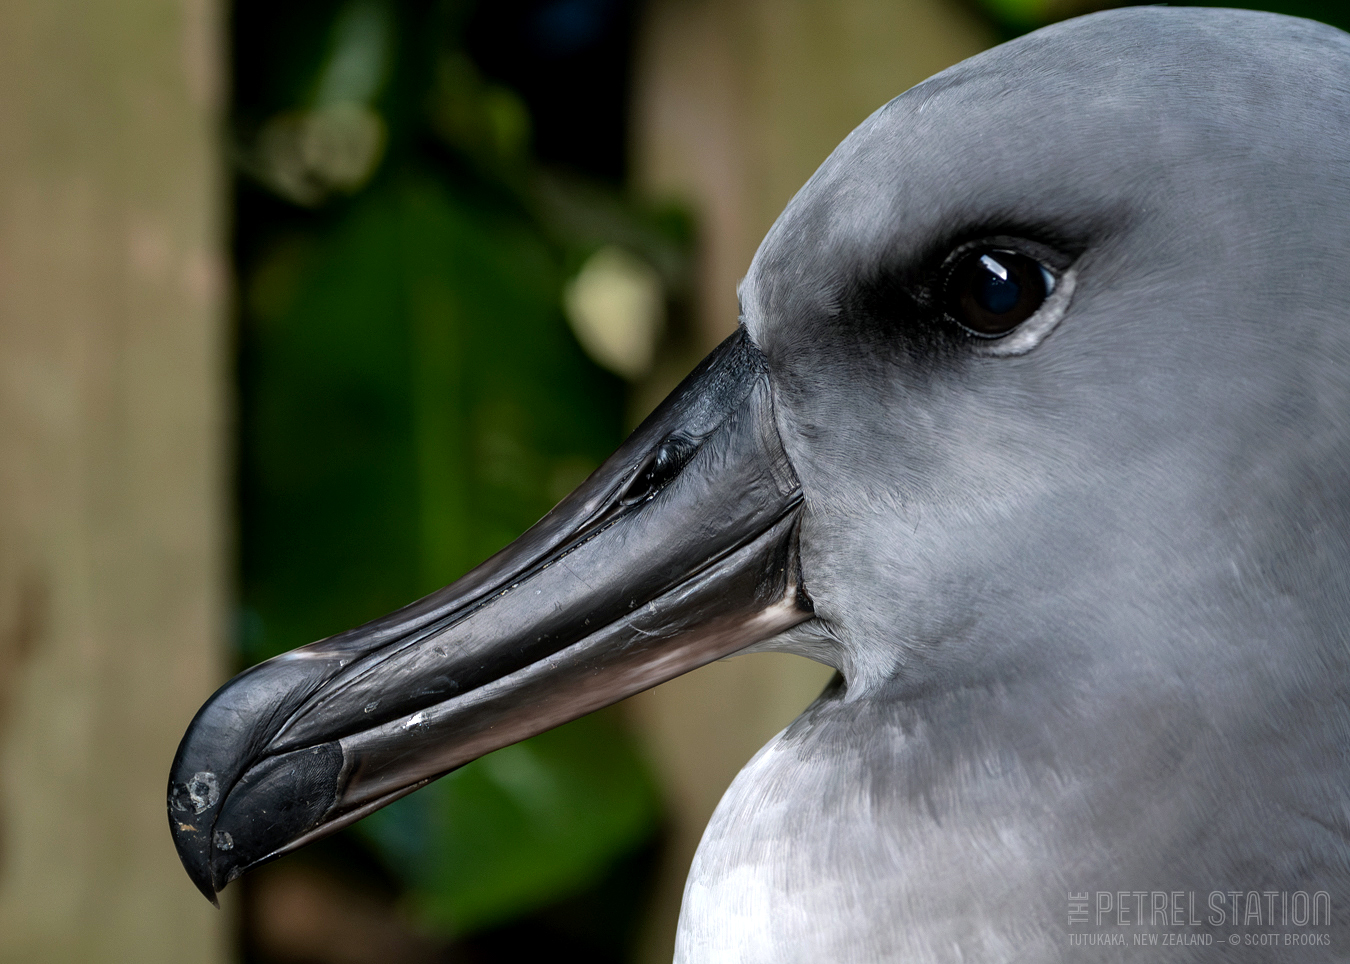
[946,248,1055,336]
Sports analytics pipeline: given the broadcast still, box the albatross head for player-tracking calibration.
[170,8,1350,949]
[744,6,1350,698]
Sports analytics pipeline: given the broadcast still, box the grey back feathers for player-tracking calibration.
[680,8,1350,961]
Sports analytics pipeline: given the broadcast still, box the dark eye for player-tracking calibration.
[619,435,697,505]
[947,249,1054,336]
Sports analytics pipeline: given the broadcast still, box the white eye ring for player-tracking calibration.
[972,266,1076,357]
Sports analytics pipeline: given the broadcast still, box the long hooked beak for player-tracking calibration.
[167,329,814,902]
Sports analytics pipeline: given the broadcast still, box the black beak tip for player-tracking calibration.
[167,815,221,906]
[168,773,224,905]
[168,739,348,904]
[166,653,349,905]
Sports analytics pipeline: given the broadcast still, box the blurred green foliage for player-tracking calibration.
[241,173,625,656]
[366,715,659,932]
[233,0,677,941]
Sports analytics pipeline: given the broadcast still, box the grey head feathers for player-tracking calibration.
[683,7,1350,961]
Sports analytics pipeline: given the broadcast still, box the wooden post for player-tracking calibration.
[0,1,229,961]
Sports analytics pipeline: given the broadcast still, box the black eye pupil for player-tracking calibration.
[948,248,1050,336]
[975,255,1021,314]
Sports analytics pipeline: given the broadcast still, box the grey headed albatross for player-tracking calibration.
[170,8,1350,960]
